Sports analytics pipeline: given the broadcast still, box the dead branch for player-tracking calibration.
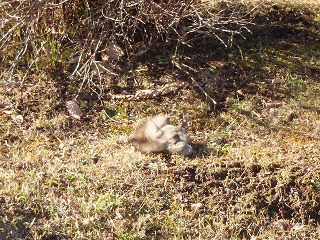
[106,81,188,101]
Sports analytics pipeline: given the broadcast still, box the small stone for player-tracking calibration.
[287,111,298,122]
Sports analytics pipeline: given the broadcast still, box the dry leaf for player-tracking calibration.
[272,75,284,84]
[66,100,82,120]
[3,110,13,115]
[190,202,203,212]
[101,42,124,63]
[236,89,245,96]
[207,60,227,69]
[1,105,14,115]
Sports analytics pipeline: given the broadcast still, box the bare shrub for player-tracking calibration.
[0,0,251,95]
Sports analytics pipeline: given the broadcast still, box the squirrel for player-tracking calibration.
[131,114,192,155]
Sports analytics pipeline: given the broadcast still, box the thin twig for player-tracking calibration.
[172,58,217,111]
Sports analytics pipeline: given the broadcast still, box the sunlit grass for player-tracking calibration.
[1,1,320,239]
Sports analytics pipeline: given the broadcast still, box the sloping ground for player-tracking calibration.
[1,2,320,240]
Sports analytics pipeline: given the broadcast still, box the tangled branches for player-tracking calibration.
[1,0,251,99]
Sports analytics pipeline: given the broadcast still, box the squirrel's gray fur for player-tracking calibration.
[131,114,192,155]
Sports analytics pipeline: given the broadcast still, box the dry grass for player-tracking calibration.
[1,0,320,239]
